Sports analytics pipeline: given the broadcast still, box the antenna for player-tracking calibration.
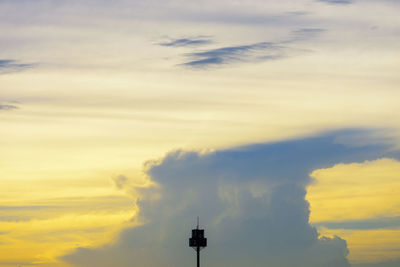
[189,217,207,267]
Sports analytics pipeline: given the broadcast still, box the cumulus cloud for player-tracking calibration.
[63,129,399,267]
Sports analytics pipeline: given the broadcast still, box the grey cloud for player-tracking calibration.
[112,175,129,190]
[163,28,324,68]
[289,28,325,42]
[315,216,400,230]
[353,258,400,267]
[318,0,353,4]
[159,38,212,47]
[0,205,62,210]
[182,12,307,25]
[0,1,310,27]
[0,216,31,222]
[0,59,34,74]
[63,129,399,267]
[0,261,35,266]
[183,42,284,67]
[0,104,18,110]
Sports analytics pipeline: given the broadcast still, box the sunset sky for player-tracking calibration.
[1,0,400,266]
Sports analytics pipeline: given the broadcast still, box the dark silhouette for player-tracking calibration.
[189,217,207,267]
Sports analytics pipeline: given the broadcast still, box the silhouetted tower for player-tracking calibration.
[189,217,207,267]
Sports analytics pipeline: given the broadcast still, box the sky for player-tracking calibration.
[0,0,400,266]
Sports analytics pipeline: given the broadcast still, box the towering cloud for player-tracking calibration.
[64,129,398,267]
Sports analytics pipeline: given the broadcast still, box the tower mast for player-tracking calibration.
[189,217,207,267]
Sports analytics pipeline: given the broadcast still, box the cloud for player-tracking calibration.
[0,261,35,266]
[0,104,18,111]
[0,59,34,74]
[112,175,129,190]
[63,129,399,267]
[290,28,325,42]
[318,0,353,4]
[159,37,212,47]
[0,205,62,211]
[183,42,284,67]
[315,216,400,230]
[162,28,324,68]
[353,258,400,267]
[0,216,31,222]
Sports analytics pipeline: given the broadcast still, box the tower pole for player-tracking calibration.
[197,216,200,267]
[197,246,200,267]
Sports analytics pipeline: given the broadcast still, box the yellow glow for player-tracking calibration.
[0,175,142,266]
[308,158,400,263]
[308,158,400,222]
[0,211,135,266]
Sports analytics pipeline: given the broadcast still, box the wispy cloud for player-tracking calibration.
[183,42,284,67]
[163,28,324,68]
[0,103,18,111]
[318,0,353,5]
[315,216,400,230]
[353,258,400,267]
[289,28,325,42]
[159,37,212,47]
[0,205,62,211]
[0,261,35,266]
[0,59,34,74]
